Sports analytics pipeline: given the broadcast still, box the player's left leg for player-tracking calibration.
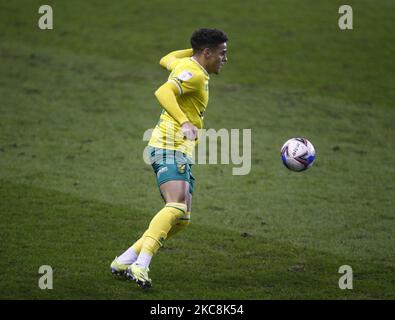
[127,180,188,288]
[122,152,195,254]
[112,191,191,275]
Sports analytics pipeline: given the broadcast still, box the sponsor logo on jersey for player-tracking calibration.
[177,70,193,83]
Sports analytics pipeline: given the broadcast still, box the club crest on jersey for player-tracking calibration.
[177,70,193,83]
[177,164,186,174]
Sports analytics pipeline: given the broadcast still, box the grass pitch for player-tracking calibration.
[0,0,394,299]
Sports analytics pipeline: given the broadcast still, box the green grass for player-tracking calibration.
[0,0,394,299]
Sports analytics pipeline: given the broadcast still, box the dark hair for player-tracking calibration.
[190,28,228,52]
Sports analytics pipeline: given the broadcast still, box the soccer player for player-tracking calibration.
[110,28,228,288]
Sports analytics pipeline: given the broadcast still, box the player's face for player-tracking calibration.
[206,42,228,74]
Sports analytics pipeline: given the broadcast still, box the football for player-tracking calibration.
[281,138,316,172]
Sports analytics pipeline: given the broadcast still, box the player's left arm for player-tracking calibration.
[159,48,193,71]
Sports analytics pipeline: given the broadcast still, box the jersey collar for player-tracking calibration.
[190,57,209,77]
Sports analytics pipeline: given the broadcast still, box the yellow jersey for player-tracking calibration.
[148,52,210,158]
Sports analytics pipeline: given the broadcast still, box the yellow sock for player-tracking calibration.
[131,230,148,254]
[167,212,191,239]
[131,210,190,255]
[139,203,187,257]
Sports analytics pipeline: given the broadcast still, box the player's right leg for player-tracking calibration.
[167,188,192,238]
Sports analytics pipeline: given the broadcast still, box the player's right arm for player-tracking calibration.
[154,82,198,140]
[159,48,193,71]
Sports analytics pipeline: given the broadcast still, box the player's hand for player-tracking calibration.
[181,122,198,141]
